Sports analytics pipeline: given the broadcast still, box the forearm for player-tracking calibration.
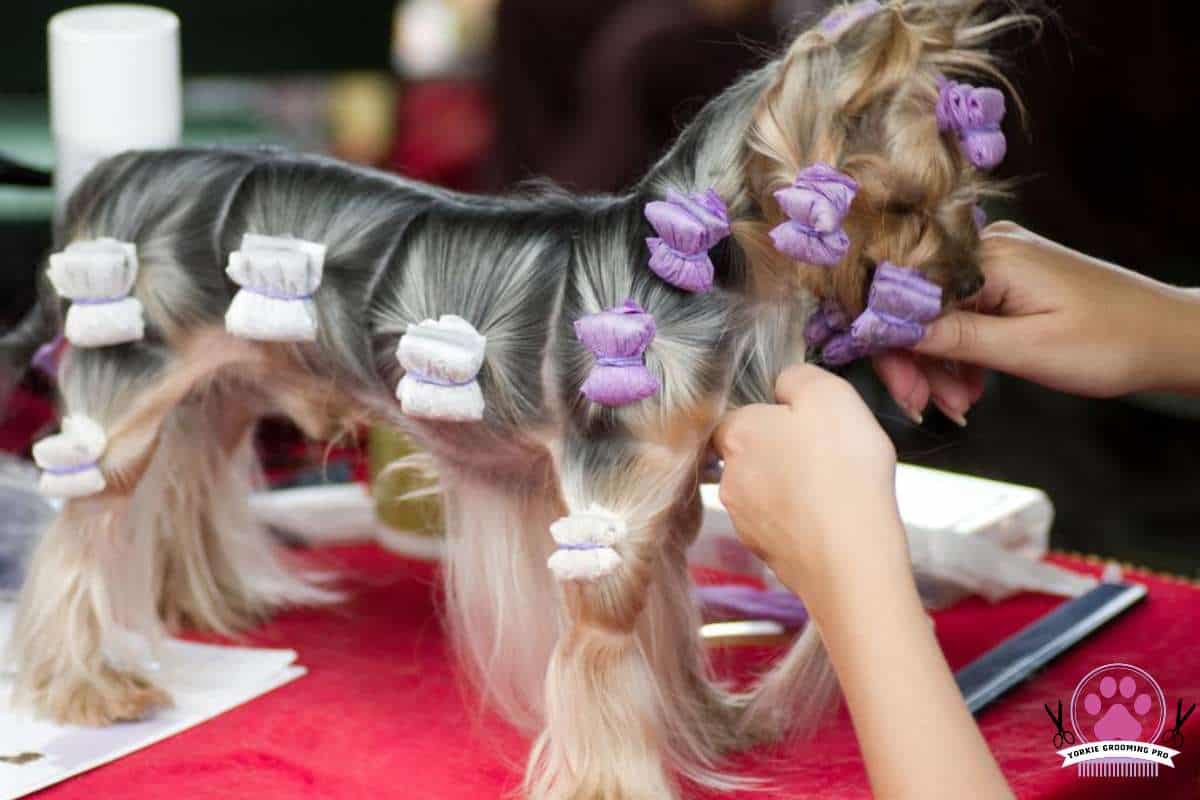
[780,504,1012,800]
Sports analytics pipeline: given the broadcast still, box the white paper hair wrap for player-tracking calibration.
[47,238,144,348]
[547,505,627,581]
[225,233,326,342]
[32,414,108,498]
[396,315,487,421]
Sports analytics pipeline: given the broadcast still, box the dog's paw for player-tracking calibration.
[33,665,172,726]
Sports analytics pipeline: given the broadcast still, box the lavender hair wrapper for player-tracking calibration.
[850,262,943,350]
[821,332,869,366]
[770,163,858,266]
[803,299,851,350]
[575,299,659,406]
[644,188,730,293]
[936,80,1007,170]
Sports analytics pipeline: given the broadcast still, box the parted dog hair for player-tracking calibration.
[1,2,1033,797]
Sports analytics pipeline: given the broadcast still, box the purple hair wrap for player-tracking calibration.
[644,188,730,293]
[849,262,943,350]
[973,204,987,231]
[574,299,659,407]
[936,79,1007,170]
[809,263,943,365]
[769,163,858,267]
[800,298,865,366]
[31,334,67,380]
[803,299,850,350]
[822,331,869,366]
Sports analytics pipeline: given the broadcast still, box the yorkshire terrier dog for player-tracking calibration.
[1,2,1030,797]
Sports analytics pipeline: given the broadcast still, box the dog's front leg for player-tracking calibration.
[524,432,735,800]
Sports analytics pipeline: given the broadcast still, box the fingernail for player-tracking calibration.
[933,396,968,428]
[902,384,925,426]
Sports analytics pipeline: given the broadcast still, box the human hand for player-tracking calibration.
[715,367,1012,800]
[874,222,1200,420]
[712,364,908,601]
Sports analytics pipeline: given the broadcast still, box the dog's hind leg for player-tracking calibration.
[7,333,326,724]
[525,433,747,800]
[152,379,337,636]
[7,344,176,725]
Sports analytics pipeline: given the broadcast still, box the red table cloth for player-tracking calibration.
[6,383,1199,798]
[21,544,1199,800]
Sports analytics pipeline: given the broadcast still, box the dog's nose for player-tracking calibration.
[952,271,984,301]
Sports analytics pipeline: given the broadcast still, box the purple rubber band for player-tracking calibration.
[595,355,644,368]
[557,542,609,551]
[31,334,66,380]
[72,295,128,306]
[405,368,476,388]
[41,461,98,476]
[241,285,314,302]
[657,245,709,262]
[782,221,823,239]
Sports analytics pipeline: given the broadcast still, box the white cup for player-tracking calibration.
[48,4,181,209]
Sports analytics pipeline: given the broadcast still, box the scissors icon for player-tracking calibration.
[1165,699,1195,749]
[1044,700,1075,749]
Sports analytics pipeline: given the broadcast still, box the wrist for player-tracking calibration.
[1142,287,1200,395]
[773,496,915,614]
[802,549,927,672]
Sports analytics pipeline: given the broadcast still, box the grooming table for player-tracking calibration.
[9,544,1193,800]
[2,385,1199,798]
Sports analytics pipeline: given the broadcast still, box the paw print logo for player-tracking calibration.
[1070,663,1167,744]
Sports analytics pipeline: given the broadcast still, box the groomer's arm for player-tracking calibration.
[714,365,1012,800]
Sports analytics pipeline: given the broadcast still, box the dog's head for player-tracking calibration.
[729,0,1031,319]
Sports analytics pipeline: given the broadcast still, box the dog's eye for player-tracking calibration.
[885,200,918,215]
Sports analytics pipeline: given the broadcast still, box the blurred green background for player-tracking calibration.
[0,1,396,93]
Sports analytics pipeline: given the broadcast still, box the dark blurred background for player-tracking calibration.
[1,1,1196,575]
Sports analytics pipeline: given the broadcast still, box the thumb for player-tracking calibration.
[711,404,751,458]
[912,310,1030,372]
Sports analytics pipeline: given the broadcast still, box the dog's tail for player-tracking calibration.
[0,275,58,409]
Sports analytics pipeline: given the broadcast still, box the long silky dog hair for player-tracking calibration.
[1,2,1031,797]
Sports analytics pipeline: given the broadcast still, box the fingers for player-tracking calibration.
[717,364,842,456]
[712,402,780,457]
[912,309,1031,373]
[772,362,834,407]
[963,364,987,404]
[711,405,751,458]
[874,351,986,426]
[965,221,1043,313]
[872,351,929,424]
[980,220,1032,240]
[924,359,972,427]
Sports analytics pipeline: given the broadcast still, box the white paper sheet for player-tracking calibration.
[0,605,305,800]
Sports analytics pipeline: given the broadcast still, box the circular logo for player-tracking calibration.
[1069,663,1167,744]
